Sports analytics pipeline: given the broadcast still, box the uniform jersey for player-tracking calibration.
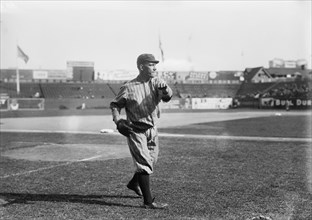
[110,75,172,130]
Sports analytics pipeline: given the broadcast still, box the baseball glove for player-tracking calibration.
[116,119,133,137]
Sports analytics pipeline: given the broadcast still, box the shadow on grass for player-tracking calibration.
[0,192,141,208]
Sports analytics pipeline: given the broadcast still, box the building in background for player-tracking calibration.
[269,58,308,69]
[67,61,95,82]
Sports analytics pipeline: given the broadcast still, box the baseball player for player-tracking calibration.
[110,53,173,209]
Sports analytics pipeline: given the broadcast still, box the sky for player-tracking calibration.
[1,0,311,72]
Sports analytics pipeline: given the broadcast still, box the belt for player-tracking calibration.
[131,121,153,133]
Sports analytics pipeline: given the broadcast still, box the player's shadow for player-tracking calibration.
[0,192,140,208]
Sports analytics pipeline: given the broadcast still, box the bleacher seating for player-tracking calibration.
[105,83,240,98]
[2,80,309,103]
[174,83,240,98]
[0,82,119,99]
[0,82,41,98]
[236,81,312,99]
[0,82,242,99]
[39,83,119,99]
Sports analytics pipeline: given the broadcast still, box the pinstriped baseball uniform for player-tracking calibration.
[110,74,172,174]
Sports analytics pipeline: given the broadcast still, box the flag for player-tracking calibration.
[158,34,165,62]
[17,45,29,63]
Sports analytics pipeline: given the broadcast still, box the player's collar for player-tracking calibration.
[136,73,153,83]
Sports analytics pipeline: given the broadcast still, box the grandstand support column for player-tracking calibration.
[107,83,117,96]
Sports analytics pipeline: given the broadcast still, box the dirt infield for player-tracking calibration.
[1,110,310,133]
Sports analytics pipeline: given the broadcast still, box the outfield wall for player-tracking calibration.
[2,97,310,112]
[260,97,312,109]
[160,98,233,109]
[44,98,112,110]
[2,97,234,111]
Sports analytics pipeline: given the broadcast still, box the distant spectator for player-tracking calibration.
[33,92,40,98]
[10,99,19,110]
[81,103,86,109]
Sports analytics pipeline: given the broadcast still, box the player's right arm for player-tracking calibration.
[110,85,127,124]
[157,78,173,102]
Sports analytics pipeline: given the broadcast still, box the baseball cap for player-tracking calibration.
[137,54,159,65]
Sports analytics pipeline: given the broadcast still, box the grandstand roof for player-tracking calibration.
[266,67,310,78]
[243,66,312,83]
[243,67,272,82]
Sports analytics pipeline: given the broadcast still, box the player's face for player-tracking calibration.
[141,62,157,78]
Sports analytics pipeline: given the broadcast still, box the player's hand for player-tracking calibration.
[158,81,167,91]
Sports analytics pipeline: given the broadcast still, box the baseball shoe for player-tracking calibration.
[142,198,168,209]
[127,183,142,197]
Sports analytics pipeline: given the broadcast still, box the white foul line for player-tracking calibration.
[159,133,312,142]
[78,155,103,161]
[1,129,311,142]
[0,155,103,179]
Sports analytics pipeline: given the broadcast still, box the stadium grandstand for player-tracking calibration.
[1,59,311,111]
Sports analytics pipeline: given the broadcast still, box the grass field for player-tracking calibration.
[0,111,312,219]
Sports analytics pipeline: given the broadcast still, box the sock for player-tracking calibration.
[128,173,139,186]
[137,172,153,204]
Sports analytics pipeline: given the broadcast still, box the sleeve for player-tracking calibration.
[110,85,127,124]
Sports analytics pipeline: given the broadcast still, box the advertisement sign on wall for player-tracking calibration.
[33,70,48,79]
[48,70,68,80]
[33,70,68,80]
[260,98,312,109]
[160,99,181,109]
[191,98,233,109]
[160,98,233,110]
[187,72,209,80]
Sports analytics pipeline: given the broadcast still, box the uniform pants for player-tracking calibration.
[127,126,159,174]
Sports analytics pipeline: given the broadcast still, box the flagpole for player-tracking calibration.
[187,34,194,71]
[16,45,20,95]
[158,30,165,72]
